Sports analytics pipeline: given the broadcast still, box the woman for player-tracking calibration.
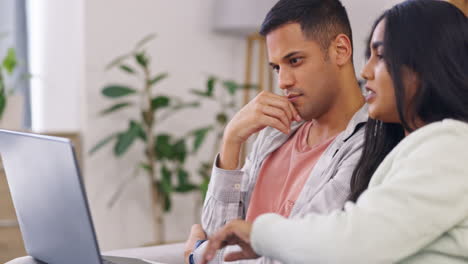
[447,0,468,16]
[201,0,468,263]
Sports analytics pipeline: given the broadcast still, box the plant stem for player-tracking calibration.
[142,63,165,244]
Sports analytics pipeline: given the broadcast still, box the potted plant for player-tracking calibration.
[90,34,211,244]
[0,47,18,122]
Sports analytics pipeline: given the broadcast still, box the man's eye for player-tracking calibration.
[290,57,303,65]
[272,65,280,73]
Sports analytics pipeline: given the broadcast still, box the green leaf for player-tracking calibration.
[105,53,132,70]
[175,183,197,193]
[148,73,168,86]
[0,91,6,120]
[139,163,152,173]
[102,85,137,98]
[0,73,4,93]
[174,168,197,193]
[177,168,189,186]
[190,76,217,98]
[100,102,133,115]
[172,139,187,162]
[151,96,170,111]
[172,101,200,111]
[135,33,157,49]
[222,80,239,95]
[197,162,212,179]
[2,48,17,74]
[155,134,173,160]
[216,113,228,125]
[119,64,136,74]
[190,89,211,97]
[206,76,216,96]
[135,52,149,68]
[163,192,172,212]
[89,133,118,155]
[135,122,147,141]
[192,126,213,153]
[113,121,141,156]
[160,165,172,194]
[199,177,210,200]
[242,83,258,90]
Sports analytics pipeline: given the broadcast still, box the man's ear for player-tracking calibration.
[330,34,353,67]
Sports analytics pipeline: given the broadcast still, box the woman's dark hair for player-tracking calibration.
[348,0,468,202]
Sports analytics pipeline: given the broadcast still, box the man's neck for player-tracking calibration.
[306,79,364,147]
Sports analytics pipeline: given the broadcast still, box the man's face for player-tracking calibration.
[266,23,340,121]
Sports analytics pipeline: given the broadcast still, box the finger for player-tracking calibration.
[264,92,302,122]
[202,231,230,263]
[224,251,251,262]
[269,94,294,120]
[259,115,289,134]
[260,93,293,120]
[201,241,217,264]
[287,100,302,122]
[261,105,290,129]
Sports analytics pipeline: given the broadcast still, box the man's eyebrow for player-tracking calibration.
[371,41,383,50]
[269,51,302,66]
[283,51,301,60]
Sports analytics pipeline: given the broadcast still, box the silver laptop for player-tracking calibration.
[0,129,152,264]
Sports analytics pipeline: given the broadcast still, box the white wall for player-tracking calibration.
[343,0,405,76]
[27,0,84,133]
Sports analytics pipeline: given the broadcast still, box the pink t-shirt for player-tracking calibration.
[245,121,336,222]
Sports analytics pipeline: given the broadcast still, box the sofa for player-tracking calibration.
[6,242,185,264]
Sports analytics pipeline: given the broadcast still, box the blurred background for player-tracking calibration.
[0,0,403,262]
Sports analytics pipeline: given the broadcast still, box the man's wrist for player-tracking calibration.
[219,140,242,170]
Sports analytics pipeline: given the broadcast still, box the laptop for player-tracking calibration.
[0,129,156,264]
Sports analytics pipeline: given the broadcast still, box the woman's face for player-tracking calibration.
[361,20,400,123]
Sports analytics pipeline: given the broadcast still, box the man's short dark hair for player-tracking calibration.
[260,0,353,52]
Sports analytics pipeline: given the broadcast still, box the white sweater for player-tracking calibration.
[251,119,468,264]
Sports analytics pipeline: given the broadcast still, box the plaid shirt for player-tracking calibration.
[193,105,368,264]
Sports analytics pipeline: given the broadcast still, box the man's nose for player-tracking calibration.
[279,69,295,90]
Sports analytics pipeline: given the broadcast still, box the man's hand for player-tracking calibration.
[220,91,302,170]
[184,224,207,264]
[201,220,259,264]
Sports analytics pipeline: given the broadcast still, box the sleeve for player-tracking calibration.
[201,152,255,236]
[251,130,468,263]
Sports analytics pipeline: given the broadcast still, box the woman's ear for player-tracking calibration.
[331,34,353,67]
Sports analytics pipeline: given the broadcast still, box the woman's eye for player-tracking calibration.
[376,49,385,60]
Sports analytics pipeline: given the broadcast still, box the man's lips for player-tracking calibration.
[287,93,303,101]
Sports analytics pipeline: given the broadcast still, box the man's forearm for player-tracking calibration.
[219,138,242,170]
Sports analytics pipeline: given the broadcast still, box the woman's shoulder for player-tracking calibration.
[394,119,468,158]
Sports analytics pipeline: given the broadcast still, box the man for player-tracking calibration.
[185,0,366,263]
